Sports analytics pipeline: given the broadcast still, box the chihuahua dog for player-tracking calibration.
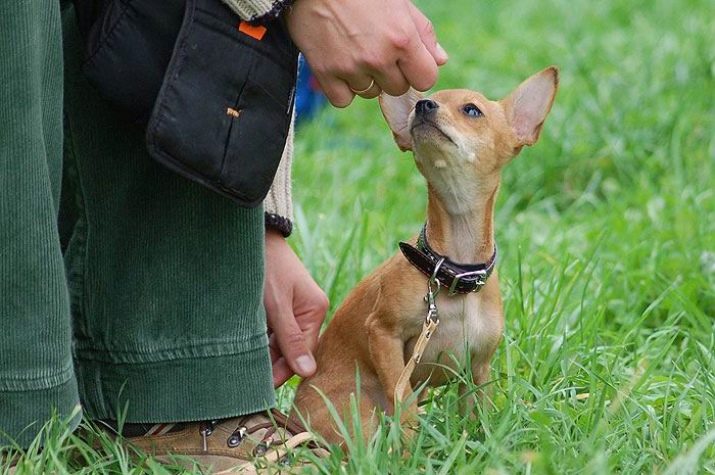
[292,67,559,445]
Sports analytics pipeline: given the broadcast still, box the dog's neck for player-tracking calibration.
[423,177,499,265]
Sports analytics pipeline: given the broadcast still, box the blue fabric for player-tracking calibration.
[295,55,326,125]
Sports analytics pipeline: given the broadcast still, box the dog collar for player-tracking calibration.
[399,224,497,294]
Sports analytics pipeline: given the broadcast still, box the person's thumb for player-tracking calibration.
[273,312,317,377]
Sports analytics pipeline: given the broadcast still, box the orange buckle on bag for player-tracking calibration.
[238,21,267,40]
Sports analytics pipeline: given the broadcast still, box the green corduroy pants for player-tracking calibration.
[0,2,274,448]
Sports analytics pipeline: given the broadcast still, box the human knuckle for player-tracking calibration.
[283,328,306,346]
[311,61,330,77]
[315,292,330,314]
[388,30,413,51]
[331,60,357,78]
[362,51,387,71]
[318,61,350,82]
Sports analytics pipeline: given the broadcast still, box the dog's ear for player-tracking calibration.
[379,89,424,151]
[503,66,559,147]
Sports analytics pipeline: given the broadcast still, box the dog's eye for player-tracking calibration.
[462,103,483,118]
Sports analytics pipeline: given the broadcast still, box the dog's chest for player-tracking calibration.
[407,293,501,384]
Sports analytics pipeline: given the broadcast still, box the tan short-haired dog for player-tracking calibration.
[292,67,559,445]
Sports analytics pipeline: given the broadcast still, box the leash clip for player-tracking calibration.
[424,257,444,324]
[425,299,439,325]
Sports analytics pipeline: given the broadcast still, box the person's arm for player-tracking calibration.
[262,118,327,388]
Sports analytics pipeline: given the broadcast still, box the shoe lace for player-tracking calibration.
[197,409,310,456]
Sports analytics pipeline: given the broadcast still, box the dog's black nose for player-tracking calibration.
[415,99,438,116]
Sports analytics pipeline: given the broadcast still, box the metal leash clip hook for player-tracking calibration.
[424,257,444,324]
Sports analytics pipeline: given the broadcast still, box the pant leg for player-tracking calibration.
[60,6,275,423]
[0,1,80,447]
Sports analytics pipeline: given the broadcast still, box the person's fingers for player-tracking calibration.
[313,72,356,108]
[265,282,300,383]
[272,357,293,387]
[406,2,448,65]
[268,327,293,386]
[348,77,382,99]
[396,37,438,92]
[293,282,329,353]
[358,83,382,99]
[347,77,374,94]
[372,64,411,97]
[268,333,280,364]
[271,308,317,378]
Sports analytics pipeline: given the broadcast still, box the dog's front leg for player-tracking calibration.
[459,360,492,419]
[366,312,412,414]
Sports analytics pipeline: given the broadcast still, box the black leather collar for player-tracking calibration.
[399,225,497,294]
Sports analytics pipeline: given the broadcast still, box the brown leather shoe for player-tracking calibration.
[120,410,326,474]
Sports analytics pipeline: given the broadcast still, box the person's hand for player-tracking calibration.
[264,229,329,387]
[286,0,448,107]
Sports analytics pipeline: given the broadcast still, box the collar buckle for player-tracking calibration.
[448,269,488,295]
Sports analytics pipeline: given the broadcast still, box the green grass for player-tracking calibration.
[3,0,714,472]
